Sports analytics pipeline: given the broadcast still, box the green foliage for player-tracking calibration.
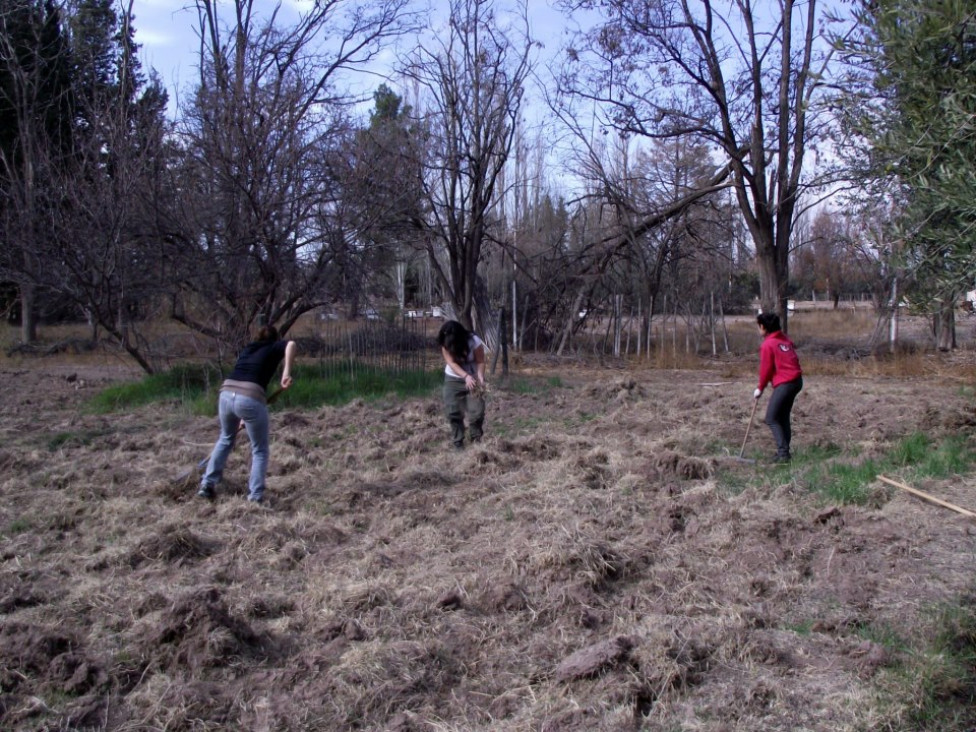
[803,458,881,504]
[837,0,976,306]
[885,432,973,478]
[506,378,537,395]
[505,376,565,396]
[0,0,76,165]
[854,621,910,654]
[726,270,761,314]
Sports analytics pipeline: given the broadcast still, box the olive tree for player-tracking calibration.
[833,0,976,350]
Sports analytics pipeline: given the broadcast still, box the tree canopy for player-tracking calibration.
[836,0,976,325]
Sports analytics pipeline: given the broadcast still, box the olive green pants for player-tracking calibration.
[443,376,486,447]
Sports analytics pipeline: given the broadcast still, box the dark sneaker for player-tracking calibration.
[198,483,215,499]
[453,441,464,451]
[247,495,270,508]
[773,454,791,463]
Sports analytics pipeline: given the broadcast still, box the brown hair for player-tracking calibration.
[437,320,471,362]
[256,325,279,342]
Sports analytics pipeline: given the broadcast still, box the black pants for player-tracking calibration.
[765,377,803,459]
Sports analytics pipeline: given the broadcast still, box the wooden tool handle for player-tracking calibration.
[739,398,759,459]
[878,474,976,519]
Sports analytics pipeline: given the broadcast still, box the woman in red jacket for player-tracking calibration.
[754,312,803,462]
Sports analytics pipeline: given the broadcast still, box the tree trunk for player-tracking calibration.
[888,278,898,354]
[757,249,779,319]
[20,284,36,344]
[756,232,791,331]
[935,305,955,351]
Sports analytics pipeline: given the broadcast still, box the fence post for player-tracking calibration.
[501,307,509,378]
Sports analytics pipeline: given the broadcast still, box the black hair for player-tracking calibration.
[756,312,781,333]
[437,320,470,362]
[256,324,279,342]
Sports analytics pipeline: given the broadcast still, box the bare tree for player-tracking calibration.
[48,62,170,370]
[0,0,170,371]
[0,0,74,343]
[163,0,418,351]
[401,0,533,345]
[555,0,837,331]
[537,122,732,355]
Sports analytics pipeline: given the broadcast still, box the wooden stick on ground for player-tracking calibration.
[877,474,976,519]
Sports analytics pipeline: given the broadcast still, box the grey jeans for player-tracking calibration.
[203,390,270,501]
[443,376,485,447]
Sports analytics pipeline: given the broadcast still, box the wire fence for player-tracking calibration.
[300,316,436,378]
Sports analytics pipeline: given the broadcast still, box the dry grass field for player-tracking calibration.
[2,307,976,731]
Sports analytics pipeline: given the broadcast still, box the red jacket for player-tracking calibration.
[758,331,802,390]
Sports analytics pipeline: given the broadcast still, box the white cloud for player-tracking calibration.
[134,28,175,48]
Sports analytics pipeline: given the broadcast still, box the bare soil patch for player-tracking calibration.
[2,353,976,730]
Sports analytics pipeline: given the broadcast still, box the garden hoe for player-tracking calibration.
[734,397,759,464]
[172,386,285,486]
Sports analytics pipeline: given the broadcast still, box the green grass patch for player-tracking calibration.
[802,459,882,504]
[87,363,223,414]
[276,364,441,408]
[783,619,816,636]
[503,375,564,396]
[715,468,752,495]
[494,415,549,437]
[46,429,111,451]
[854,621,911,655]
[796,432,976,505]
[889,433,972,478]
[3,517,33,537]
[505,377,537,395]
[874,596,976,730]
[730,432,976,506]
[88,362,441,414]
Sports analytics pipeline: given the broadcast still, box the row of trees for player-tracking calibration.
[1,0,972,371]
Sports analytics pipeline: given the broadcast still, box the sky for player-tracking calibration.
[129,0,581,120]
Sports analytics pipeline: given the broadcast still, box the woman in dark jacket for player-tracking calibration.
[199,325,297,504]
